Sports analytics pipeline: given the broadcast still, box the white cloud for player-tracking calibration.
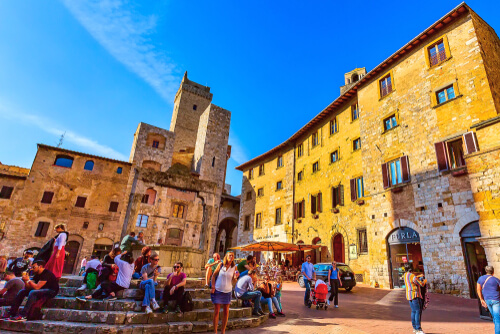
[228,130,249,166]
[0,101,127,161]
[60,0,179,102]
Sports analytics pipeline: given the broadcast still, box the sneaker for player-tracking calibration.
[258,310,266,316]
[76,296,88,302]
[327,300,330,306]
[269,313,276,319]
[151,299,160,311]
[145,306,153,314]
[104,296,117,301]
[252,311,260,316]
[175,305,182,314]
[9,315,26,322]
[335,305,339,308]
[77,284,87,291]
[277,312,286,317]
[416,331,426,334]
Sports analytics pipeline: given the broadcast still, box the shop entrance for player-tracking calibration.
[387,227,424,289]
[460,221,488,299]
[332,234,345,263]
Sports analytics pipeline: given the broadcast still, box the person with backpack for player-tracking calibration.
[77,255,101,291]
[139,253,161,314]
[403,264,427,334]
[44,224,69,279]
[477,266,500,334]
[162,261,187,314]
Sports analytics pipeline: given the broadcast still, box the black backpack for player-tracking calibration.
[180,291,194,312]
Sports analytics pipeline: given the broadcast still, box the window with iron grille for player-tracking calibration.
[358,229,368,253]
[330,150,339,164]
[428,40,447,66]
[330,118,338,135]
[136,214,148,227]
[276,180,283,191]
[257,188,264,197]
[259,164,265,176]
[312,161,319,173]
[297,171,303,181]
[75,196,87,208]
[312,132,319,147]
[109,201,119,212]
[351,103,359,121]
[244,215,250,231]
[0,186,14,200]
[277,155,283,168]
[255,213,262,229]
[379,74,393,98]
[297,143,304,157]
[275,208,282,225]
[34,221,50,237]
[172,204,185,218]
[436,85,455,104]
[353,138,361,151]
[384,114,398,131]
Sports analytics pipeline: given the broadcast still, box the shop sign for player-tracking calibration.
[349,244,358,260]
[388,227,420,245]
[256,234,280,240]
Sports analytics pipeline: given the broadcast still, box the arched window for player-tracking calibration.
[352,73,359,83]
[54,155,74,168]
[141,188,157,205]
[84,160,94,171]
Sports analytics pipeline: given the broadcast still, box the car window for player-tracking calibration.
[313,265,319,271]
[316,264,331,272]
[338,265,353,273]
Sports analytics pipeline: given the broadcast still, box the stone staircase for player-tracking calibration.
[0,276,268,333]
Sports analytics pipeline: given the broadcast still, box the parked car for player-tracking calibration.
[298,262,356,291]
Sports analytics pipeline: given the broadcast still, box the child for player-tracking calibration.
[275,276,283,311]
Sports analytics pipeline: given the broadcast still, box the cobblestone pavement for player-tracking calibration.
[229,282,493,334]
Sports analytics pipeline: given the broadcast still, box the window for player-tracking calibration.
[353,138,361,151]
[332,185,344,207]
[246,191,252,201]
[428,40,447,66]
[212,157,215,167]
[311,192,322,214]
[169,228,182,239]
[109,202,119,212]
[312,161,319,173]
[351,103,359,121]
[98,223,104,231]
[54,155,74,168]
[193,104,197,111]
[312,132,319,147]
[379,74,393,98]
[41,191,54,204]
[330,118,338,135]
[276,181,283,191]
[116,167,123,174]
[358,229,368,253]
[293,200,306,219]
[257,188,264,197]
[447,139,465,169]
[248,168,254,180]
[297,144,304,158]
[277,155,283,168]
[436,85,456,104]
[34,222,50,237]
[172,204,185,218]
[384,114,398,131]
[350,176,365,201]
[297,171,303,181]
[244,215,250,231]
[82,222,89,229]
[0,186,14,199]
[259,164,265,176]
[330,150,339,164]
[275,208,282,225]
[435,132,478,172]
[84,160,94,171]
[142,194,149,204]
[75,196,87,208]
[136,214,149,227]
[382,156,410,188]
[255,213,262,229]
[152,140,159,148]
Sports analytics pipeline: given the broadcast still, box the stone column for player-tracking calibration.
[478,235,500,273]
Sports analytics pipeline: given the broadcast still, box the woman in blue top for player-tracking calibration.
[327,261,342,307]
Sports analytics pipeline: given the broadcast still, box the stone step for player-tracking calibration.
[59,286,210,300]
[0,314,268,333]
[41,307,252,324]
[61,276,206,289]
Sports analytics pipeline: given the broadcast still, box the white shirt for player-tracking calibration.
[234,275,254,298]
[54,233,67,250]
[114,254,134,289]
[86,259,101,270]
[81,258,87,267]
[215,265,237,293]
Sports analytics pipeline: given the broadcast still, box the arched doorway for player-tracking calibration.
[387,227,424,289]
[214,219,237,255]
[460,221,488,299]
[92,237,114,259]
[332,234,345,263]
[63,241,81,274]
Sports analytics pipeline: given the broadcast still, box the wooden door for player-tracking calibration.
[63,241,80,274]
[333,234,344,263]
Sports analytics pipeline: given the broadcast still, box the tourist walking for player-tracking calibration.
[234,269,264,316]
[45,224,68,279]
[78,256,88,276]
[477,266,500,334]
[204,252,221,288]
[139,253,161,314]
[162,261,187,313]
[133,246,151,279]
[301,255,316,306]
[211,251,239,334]
[404,264,427,334]
[327,261,342,308]
[7,260,59,321]
[258,275,285,318]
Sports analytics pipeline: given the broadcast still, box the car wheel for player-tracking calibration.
[345,286,353,292]
[298,276,305,288]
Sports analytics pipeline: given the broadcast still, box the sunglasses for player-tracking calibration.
[173,265,180,269]
[151,258,159,261]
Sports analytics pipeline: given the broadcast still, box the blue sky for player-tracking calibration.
[0,0,498,195]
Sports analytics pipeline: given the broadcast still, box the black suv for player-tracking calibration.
[298,262,356,291]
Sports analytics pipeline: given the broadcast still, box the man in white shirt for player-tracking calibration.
[234,270,264,316]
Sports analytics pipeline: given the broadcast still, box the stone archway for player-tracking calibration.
[215,218,237,255]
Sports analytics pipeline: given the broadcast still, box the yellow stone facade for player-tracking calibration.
[237,4,500,297]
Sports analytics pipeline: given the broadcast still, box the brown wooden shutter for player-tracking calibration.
[434,142,449,172]
[293,203,297,219]
[331,187,336,207]
[350,179,357,202]
[400,156,410,183]
[301,200,305,218]
[463,132,479,155]
[382,163,390,189]
[317,193,322,212]
[41,222,50,237]
[339,185,344,206]
[311,195,316,214]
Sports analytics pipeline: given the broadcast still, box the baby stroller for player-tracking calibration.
[307,279,329,310]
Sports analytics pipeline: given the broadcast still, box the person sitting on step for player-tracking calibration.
[133,246,151,280]
[6,260,59,322]
[0,270,25,307]
[77,251,134,301]
[258,275,285,319]
[162,261,186,313]
[77,255,101,291]
[140,252,161,314]
[234,269,265,316]
[204,252,221,288]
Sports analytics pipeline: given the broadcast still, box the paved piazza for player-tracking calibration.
[236,282,493,334]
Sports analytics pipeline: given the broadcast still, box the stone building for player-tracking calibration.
[236,3,500,298]
[0,73,239,274]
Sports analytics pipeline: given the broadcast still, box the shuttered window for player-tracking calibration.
[353,138,361,151]
[312,132,319,147]
[275,208,282,225]
[298,171,303,181]
[297,144,304,157]
[332,185,344,207]
[382,156,410,189]
[34,222,50,237]
[255,213,262,229]
[330,118,338,135]
[41,191,54,204]
[248,168,254,180]
[294,200,306,219]
[311,193,322,214]
[358,229,368,253]
[259,164,265,176]
[350,177,365,201]
[435,132,478,172]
